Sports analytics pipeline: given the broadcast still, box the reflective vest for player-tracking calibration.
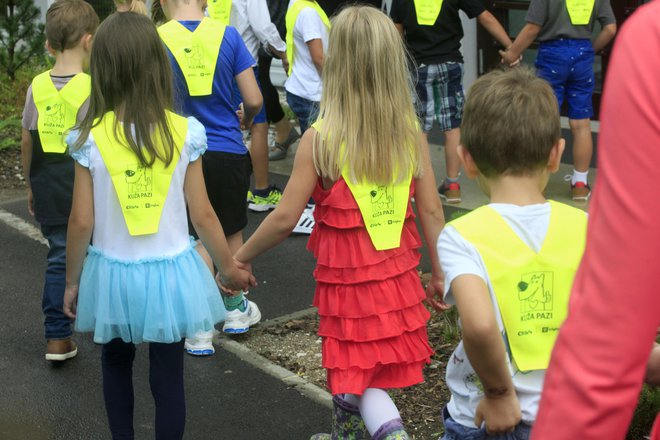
[92,111,187,236]
[158,18,226,96]
[285,0,330,76]
[566,0,595,25]
[32,71,90,153]
[206,0,232,25]
[450,201,587,371]
[413,0,444,26]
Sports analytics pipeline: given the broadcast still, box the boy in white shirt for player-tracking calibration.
[433,67,588,439]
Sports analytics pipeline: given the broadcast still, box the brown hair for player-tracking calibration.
[46,0,99,52]
[460,66,561,177]
[74,12,178,167]
[114,0,148,15]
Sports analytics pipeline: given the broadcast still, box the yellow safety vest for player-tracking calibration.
[285,0,330,76]
[158,18,226,96]
[566,0,595,25]
[32,71,90,153]
[92,111,188,236]
[450,201,587,371]
[413,0,444,26]
[207,0,232,25]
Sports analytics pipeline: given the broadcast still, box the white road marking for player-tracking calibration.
[0,209,48,246]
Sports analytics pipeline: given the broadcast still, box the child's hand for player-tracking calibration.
[27,188,34,216]
[63,284,79,319]
[425,272,451,313]
[474,390,522,436]
[499,49,522,67]
[217,266,257,293]
[236,103,254,131]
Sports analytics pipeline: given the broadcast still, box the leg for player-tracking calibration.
[149,341,186,440]
[356,389,408,439]
[250,122,270,190]
[310,394,369,440]
[569,118,593,173]
[444,127,462,180]
[257,54,293,145]
[102,338,136,440]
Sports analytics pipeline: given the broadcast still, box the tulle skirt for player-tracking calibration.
[75,240,226,344]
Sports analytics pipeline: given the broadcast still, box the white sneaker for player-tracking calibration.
[223,299,262,334]
[184,329,216,356]
[292,206,315,235]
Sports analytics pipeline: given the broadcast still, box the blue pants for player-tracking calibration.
[535,39,595,120]
[440,407,532,440]
[41,224,73,340]
[286,91,319,135]
[102,339,186,440]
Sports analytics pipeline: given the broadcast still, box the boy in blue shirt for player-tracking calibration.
[501,0,617,201]
[159,0,263,355]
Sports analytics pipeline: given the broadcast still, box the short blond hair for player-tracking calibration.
[46,0,99,52]
[313,6,422,185]
[114,0,148,15]
[461,67,561,177]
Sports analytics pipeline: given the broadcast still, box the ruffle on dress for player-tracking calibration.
[309,178,432,395]
[75,239,226,344]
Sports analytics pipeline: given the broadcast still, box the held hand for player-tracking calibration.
[281,55,290,76]
[27,188,34,217]
[499,49,522,67]
[217,266,257,292]
[425,273,451,313]
[63,284,79,319]
[474,391,522,436]
[236,103,254,131]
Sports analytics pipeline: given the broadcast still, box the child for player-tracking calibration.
[279,0,330,154]
[234,7,446,439]
[62,13,255,439]
[390,0,512,203]
[207,0,290,213]
[158,0,264,355]
[501,0,616,201]
[114,0,147,14]
[433,67,588,439]
[20,0,98,362]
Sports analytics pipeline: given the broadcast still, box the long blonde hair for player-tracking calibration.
[114,0,148,15]
[313,6,422,185]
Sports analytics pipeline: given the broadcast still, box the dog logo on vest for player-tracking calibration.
[370,185,394,210]
[44,103,65,128]
[183,45,205,72]
[517,272,553,314]
[125,164,153,196]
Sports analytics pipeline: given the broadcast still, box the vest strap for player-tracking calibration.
[566,0,596,25]
[207,0,232,24]
[285,0,331,76]
[413,0,444,26]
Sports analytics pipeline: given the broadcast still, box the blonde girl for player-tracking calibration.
[234,6,446,439]
[63,12,255,438]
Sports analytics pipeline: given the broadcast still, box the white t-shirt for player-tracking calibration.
[229,0,286,59]
[438,203,585,427]
[284,7,328,102]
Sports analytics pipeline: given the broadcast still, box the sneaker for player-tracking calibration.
[246,190,253,203]
[248,186,282,212]
[292,206,315,235]
[438,181,461,203]
[45,338,78,362]
[269,127,301,161]
[184,330,216,356]
[571,181,591,201]
[223,299,261,334]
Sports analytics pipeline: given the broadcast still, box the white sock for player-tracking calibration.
[572,169,589,185]
[349,388,401,435]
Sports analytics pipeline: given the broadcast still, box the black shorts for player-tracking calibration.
[189,151,252,238]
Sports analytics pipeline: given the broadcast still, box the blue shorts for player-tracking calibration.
[535,39,595,120]
[233,66,267,125]
[414,62,465,132]
[441,407,532,440]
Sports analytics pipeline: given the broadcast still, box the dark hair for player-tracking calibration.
[46,0,99,52]
[461,66,561,177]
[74,12,177,167]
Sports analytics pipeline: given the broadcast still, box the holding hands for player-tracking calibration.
[499,47,523,67]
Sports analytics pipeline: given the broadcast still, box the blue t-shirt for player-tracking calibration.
[166,22,255,154]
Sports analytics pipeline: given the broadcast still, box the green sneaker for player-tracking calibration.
[248,185,282,212]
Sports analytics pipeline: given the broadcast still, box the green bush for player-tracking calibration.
[628,386,660,440]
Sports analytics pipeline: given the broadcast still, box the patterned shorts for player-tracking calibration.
[414,62,465,133]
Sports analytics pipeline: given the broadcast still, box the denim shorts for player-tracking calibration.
[414,62,465,132]
[440,407,532,440]
[535,39,595,120]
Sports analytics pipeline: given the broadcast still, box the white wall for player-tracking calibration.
[459,11,478,91]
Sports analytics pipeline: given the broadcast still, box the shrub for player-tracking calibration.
[0,0,46,81]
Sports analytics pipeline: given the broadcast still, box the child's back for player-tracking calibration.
[436,67,588,439]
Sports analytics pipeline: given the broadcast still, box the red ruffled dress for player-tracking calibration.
[308,177,433,395]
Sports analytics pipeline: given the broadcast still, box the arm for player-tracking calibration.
[414,135,447,311]
[646,344,660,386]
[20,128,34,216]
[477,10,513,49]
[63,163,95,318]
[184,159,256,291]
[247,0,286,52]
[592,23,617,54]
[235,128,318,264]
[453,274,521,435]
[500,23,541,65]
[234,67,263,130]
[394,23,404,38]
[307,39,324,75]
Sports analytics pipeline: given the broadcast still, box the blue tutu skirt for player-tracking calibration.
[75,240,226,344]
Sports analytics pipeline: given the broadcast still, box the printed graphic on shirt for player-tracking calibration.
[518,272,554,318]
[125,164,153,196]
[370,186,394,212]
[463,372,484,393]
[44,103,65,128]
[184,45,205,72]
